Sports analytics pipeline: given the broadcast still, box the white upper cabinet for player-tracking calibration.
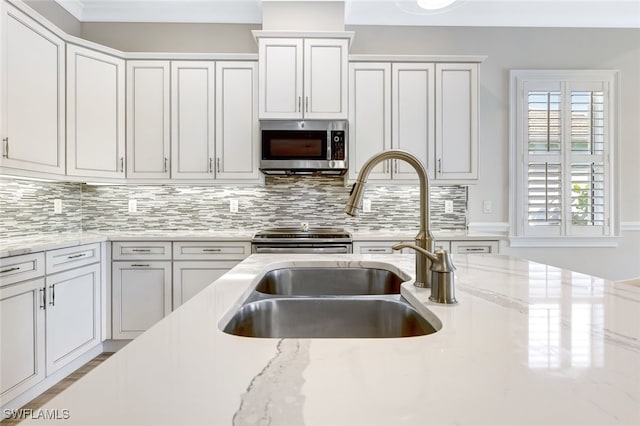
[0,3,65,176]
[215,61,260,180]
[258,38,303,119]
[348,62,391,180]
[66,45,125,179]
[392,63,435,180]
[171,61,216,180]
[349,59,480,183]
[435,63,478,180]
[303,39,348,119]
[348,62,435,182]
[258,37,348,119]
[126,61,171,179]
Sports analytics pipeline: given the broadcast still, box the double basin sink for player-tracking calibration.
[222,267,440,338]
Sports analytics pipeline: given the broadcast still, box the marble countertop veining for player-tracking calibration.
[0,229,503,258]
[19,253,640,426]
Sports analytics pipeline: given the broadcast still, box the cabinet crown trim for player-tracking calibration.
[349,54,487,63]
[252,30,355,45]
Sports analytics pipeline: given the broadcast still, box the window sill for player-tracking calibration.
[509,236,621,248]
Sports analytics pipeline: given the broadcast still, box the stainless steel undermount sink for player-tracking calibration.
[221,266,440,339]
[222,296,437,338]
[255,267,403,296]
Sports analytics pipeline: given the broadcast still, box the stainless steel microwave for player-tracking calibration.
[259,120,348,176]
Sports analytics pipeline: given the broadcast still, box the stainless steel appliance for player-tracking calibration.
[251,227,352,254]
[259,120,347,175]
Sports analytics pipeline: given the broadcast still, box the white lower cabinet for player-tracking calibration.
[172,241,250,308]
[45,263,101,375]
[0,278,46,405]
[173,261,237,308]
[112,261,172,339]
[1,245,102,408]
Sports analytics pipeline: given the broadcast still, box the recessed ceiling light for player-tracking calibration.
[416,0,458,10]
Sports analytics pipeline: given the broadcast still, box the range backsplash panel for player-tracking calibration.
[0,178,83,239]
[81,177,467,232]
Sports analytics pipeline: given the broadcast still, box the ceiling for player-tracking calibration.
[53,0,640,28]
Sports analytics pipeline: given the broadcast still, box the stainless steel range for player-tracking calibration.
[251,227,352,254]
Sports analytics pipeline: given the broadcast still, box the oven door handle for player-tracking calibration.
[253,246,350,254]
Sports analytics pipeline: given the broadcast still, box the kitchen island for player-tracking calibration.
[17,253,640,426]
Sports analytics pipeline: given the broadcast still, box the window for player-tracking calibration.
[510,70,619,246]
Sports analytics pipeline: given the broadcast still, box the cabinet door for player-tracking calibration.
[303,39,348,119]
[173,261,238,308]
[215,61,259,180]
[45,263,101,375]
[0,278,45,405]
[171,61,216,179]
[0,4,65,175]
[112,261,171,339]
[258,38,303,119]
[392,63,435,180]
[127,61,171,179]
[435,63,478,180]
[66,45,125,179]
[348,62,391,180]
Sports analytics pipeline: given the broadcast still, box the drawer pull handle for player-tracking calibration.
[367,249,388,253]
[67,253,87,259]
[49,285,55,306]
[464,248,487,252]
[0,266,20,274]
[203,249,222,252]
[132,249,152,252]
[131,264,150,267]
[40,288,46,309]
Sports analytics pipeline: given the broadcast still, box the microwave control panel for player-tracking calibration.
[330,131,346,161]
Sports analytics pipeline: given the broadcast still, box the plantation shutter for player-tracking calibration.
[521,80,610,237]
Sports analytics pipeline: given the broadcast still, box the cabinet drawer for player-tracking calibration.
[46,243,101,275]
[451,241,499,254]
[173,242,250,260]
[112,242,172,260]
[358,245,394,254]
[0,253,45,287]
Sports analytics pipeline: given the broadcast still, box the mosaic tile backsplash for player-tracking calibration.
[1,176,467,238]
[1,178,83,238]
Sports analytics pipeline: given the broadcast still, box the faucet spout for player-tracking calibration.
[344,149,436,288]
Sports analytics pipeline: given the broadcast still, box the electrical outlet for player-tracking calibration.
[444,200,454,214]
[128,199,137,213]
[483,200,493,214]
[229,199,239,213]
[363,198,372,213]
[53,199,62,214]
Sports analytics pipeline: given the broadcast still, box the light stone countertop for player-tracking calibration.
[18,253,640,426]
[0,229,502,258]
